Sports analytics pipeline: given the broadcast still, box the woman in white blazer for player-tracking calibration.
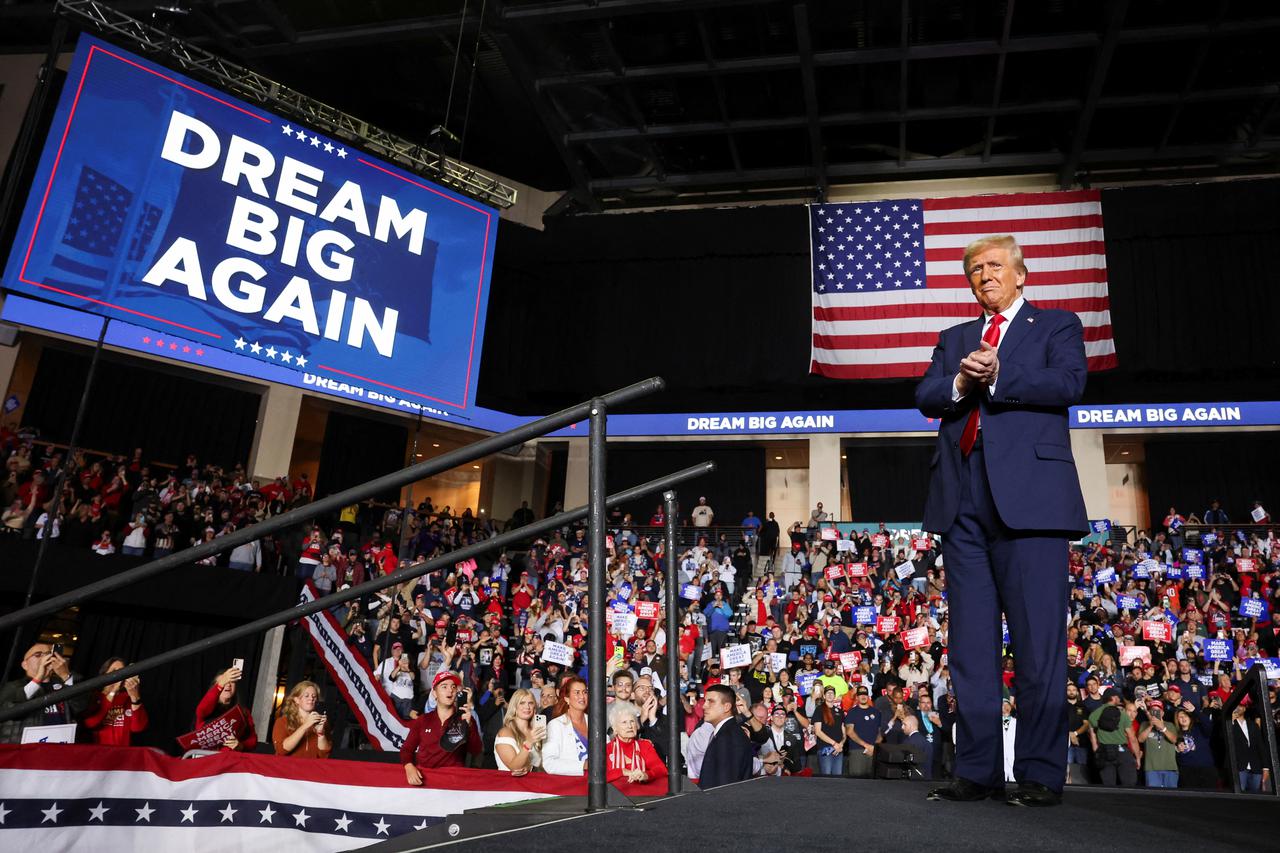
[542,676,589,775]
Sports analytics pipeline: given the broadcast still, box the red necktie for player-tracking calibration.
[958,313,1006,456]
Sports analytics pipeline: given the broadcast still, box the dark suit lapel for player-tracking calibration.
[994,300,1040,364]
[959,317,984,370]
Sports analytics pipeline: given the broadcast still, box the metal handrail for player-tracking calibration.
[0,377,665,635]
[0,462,715,724]
[1222,662,1280,796]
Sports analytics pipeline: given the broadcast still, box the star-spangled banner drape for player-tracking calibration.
[809,189,1118,379]
[0,744,586,852]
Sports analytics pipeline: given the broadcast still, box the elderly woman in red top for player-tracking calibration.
[605,700,666,785]
[83,658,148,746]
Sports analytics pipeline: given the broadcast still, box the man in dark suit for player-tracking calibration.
[698,684,754,789]
[916,235,1088,808]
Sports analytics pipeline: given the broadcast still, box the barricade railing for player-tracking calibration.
[1222,662,1280,796]
[0,376,714,813]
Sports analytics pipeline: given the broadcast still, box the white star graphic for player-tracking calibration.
[136,802,155,822]
[220,803,237,823]
[295,354,308,368]
[817,226,825,232]
[42,802,63,823]
[310,136,321,147]
[87,802,108,822]
[875,282,884,289]
[374,816,391,836]
[258,804,276,824]
[295,129,307,140]
[856,283,864,289]
[280,350,293,364]
[180,804,198,823]
[323,141,334,153]
[413,818,431,830]
[264,346,278,359]
[281,124,292,135]
[293,808,311,827]
[337,148,348,158]
[233,336,247,350]
[334,813,352,832]
[836,283,844,289]
[249,341,262,355]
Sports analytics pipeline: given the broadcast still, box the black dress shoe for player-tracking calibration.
[1005,782,1062,807]
[927,778,1003,802]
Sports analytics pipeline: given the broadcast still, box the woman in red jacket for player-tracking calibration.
[604,700,666,786]
[194,665,258,751]
[82,658,148,746]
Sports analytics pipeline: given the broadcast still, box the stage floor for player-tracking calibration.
[370,777,1278,853]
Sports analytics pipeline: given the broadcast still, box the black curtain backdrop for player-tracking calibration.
[1143,434,1280,529]
[845,439,935,522]
[544,446,567,517]
[604,442,765,527]
[315,409,407,501]
[477,179,1280,415]
[21,344,259,468]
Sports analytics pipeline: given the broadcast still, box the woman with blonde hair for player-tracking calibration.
[494,688,547,775]
[271,680,331,759]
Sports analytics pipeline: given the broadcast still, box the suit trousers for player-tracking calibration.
[942,443,1069,792]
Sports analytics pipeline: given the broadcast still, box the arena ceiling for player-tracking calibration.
[3,0,1280,215]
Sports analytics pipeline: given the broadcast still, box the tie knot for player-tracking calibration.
[991,313,1006,327]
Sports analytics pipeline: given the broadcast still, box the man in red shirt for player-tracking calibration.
[401,671,480,784]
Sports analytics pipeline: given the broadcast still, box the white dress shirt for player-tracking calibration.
[951,294,1026,402]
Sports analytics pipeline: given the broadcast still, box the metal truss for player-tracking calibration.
[55,0,518,209]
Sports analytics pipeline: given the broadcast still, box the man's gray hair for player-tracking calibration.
[962,234,1027,277]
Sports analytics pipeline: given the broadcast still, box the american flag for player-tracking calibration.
[809,189,1117,379]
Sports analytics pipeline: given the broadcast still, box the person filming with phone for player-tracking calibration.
[493,688,547,775]
[401,670,481,785]
[271,681,331,759]
[0,642,89,743]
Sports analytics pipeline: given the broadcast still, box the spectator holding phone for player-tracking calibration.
[271,681,331,759]
[0,642,90,743]
[82,657,147,746]
[401,671,481,785]
[193,665,257,751]
[494,688,546,775]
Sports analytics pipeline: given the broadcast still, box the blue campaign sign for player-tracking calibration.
[2,35,496,413]
[1117,595,1142,611]
[796,671,820,696]
[1181,548,1203,564]
[853,606,877,625]
[1095,567,1117,585]
[2,395,17,414]
[1201,532,1218,546]
[799,644,819,658]
[679,583,701,600]
[1203,639,1234,662]
[1132,562,1150,580]
[1184,564,1206,580]
[1071,402,1280,428]
[1240,598,1268,619]
[1089,519,1112,534]
[1165,563,1183,579]
[1251,658,1280,679]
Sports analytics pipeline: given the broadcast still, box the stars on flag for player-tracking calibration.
[135,802,155,822]
[810,201,927,293]
[232,337,307,367]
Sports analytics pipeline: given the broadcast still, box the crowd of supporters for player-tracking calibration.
[2,419,1277,794]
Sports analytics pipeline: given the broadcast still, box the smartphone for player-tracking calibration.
[51,643,64,657]
[232,657,245,671]
[316,702,328,716]
[533,713,547,729]
[459,689,472,707]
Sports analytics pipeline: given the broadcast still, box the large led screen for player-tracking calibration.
[2,35,497,412]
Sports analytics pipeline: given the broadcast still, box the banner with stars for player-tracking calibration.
[2,34,497,413]
[809,190,1117,379]
[0,744,580,851]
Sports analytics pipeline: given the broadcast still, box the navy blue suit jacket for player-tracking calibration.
[699,720,754,789]
[915,300,1089,536]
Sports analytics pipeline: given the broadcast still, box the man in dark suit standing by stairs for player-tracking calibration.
[698,684,754,789]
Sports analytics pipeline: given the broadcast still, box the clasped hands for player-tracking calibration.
[956,340,999,397]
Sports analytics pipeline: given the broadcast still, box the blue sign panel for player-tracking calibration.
[2,35,496,413]
[1203,639,1234,662]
